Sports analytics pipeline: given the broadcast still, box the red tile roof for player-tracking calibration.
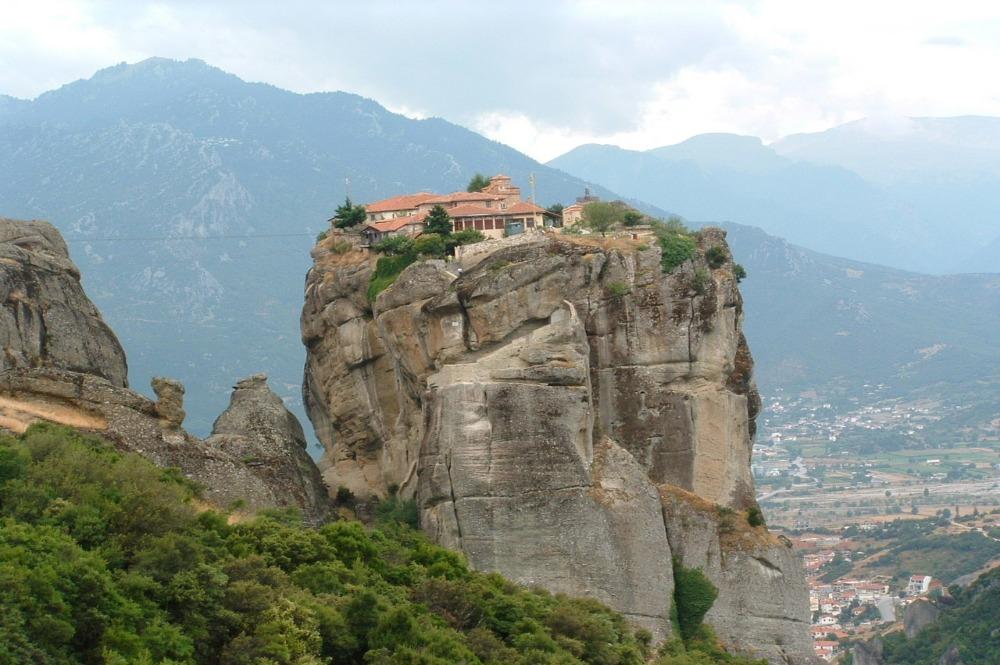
[364,193,436,213]
[446,204,499,217]
[505,201,549,215]
[363,212,427,233]
[423,192,504,205]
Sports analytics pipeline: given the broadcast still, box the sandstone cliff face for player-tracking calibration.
[0,218,331,523]
[302,229,813,662]
[0,218,127,386]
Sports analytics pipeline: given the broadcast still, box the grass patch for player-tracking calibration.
[367,253,417,302]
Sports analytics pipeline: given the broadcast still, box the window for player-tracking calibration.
[475,219,484,230]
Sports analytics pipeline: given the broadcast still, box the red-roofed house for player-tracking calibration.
[359,175,554,240]
[361,212,428,244]
[364,193,436,222]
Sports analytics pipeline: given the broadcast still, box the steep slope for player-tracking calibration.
[548,127,1000,274]
[0,217,331,522]
[301,229,815,663]
[0,58,621,436]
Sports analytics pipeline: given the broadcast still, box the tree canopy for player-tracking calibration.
[582,202,623,236]
[334,197,367,228]
[423,204,453,236]
[466,173,492,192]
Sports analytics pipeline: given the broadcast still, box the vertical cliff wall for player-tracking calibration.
[301,229,815,663]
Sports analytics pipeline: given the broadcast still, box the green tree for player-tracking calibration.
[466,173,492,192]
[333,197,367,228]
[423,205,453,236]
[623,210,644,227]
[373,235,414,256]
[546,203,564,217]
[445,229,486,254]
[413,233,446,258]
[705,246,727,269]
[582,201,623,236]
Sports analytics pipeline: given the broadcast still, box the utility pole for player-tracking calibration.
[529,173,536,207]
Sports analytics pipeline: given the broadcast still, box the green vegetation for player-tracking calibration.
[423,205,453,236]
[467,173,491,193]
[367,253,417,302]
[372,236,414,256]
[705,246,727,269]
[0,423,653,665]
[607,281,631,298]
[878,567,1000,664]
[622,210,643,227]
[671,561,719,642]
[746,506,765,528]
[732,264,747,283]
[860,528,999,585]
[652,217,697,273]
[334,197,367,229]
[317,230,329,242]
[546,203,564,218]
[412,233,446,258]
[448,229,486,249]
[582,201,623,236]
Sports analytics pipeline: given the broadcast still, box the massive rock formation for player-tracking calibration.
[0,218,127,386]
[302,228,815,662]
[0,218,331,523]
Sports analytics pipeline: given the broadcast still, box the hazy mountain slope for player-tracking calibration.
[549,128,1000,274]
[721,222,1000,436]
[0,58,619,437]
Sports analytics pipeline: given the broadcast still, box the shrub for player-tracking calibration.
[412,233,446,258]
[373,235,414,256]
[330,240,352,254]
[445,229,486,252]
[653,218,697,273]
[367,253,417,302]
[335,486,356,506]
[705,246,727,269]
[623,210,644,227]
[316,230,328,242]
[608,281,631,298]
[733,263,747,283]
[671,560,719,642]
[747,506,766,528]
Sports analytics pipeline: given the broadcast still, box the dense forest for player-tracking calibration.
[0,424,764,664]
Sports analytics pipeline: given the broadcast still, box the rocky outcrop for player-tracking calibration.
[206,374,330,520]
[852,638,884,665]
[0,218,331,524]
[302,229,814,662]
[0,218,127,386]
[905,598,940,638]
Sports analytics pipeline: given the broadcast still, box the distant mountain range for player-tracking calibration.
[1,58,996,441]
[722,222,999,436]
[0,58,627,438]
[549,119,1000,274]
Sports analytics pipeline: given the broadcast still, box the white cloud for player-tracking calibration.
[2,0,1000,161]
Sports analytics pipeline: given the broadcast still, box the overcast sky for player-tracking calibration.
[3,1,1000,161]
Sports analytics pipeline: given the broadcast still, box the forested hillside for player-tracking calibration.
[0,423,764,665]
